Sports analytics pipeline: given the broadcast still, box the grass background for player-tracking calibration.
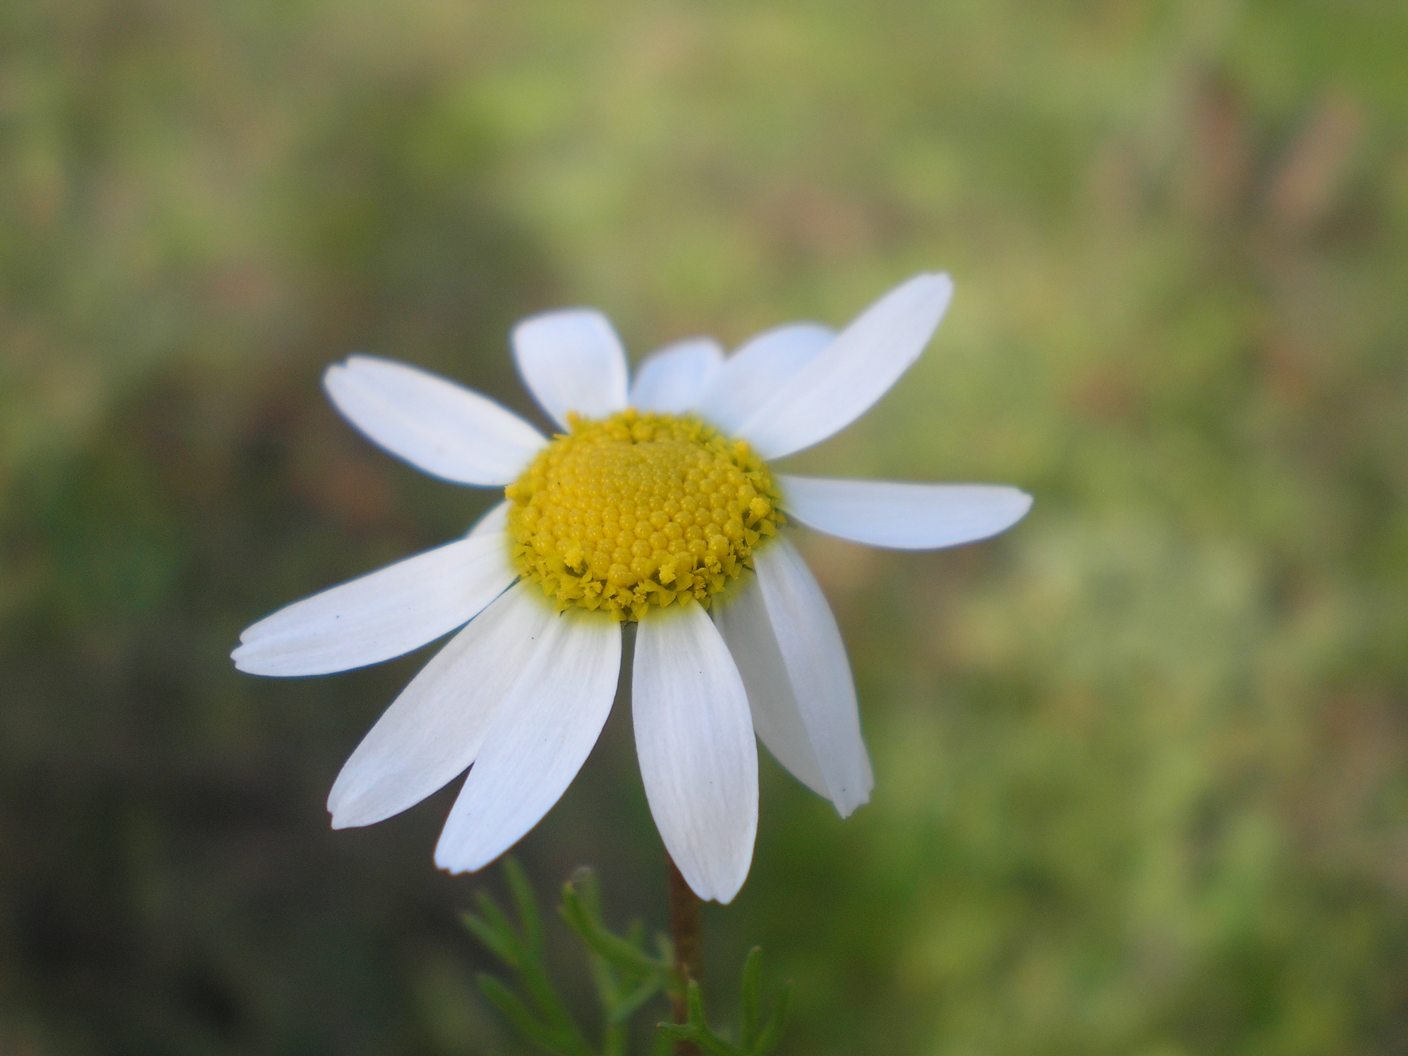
[3,1,1406,1053]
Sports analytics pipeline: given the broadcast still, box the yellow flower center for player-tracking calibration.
[505,409,784,620]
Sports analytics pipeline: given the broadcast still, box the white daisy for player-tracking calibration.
[233,274,1031,903]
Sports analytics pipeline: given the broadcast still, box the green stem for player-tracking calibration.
[666,853,702,1056]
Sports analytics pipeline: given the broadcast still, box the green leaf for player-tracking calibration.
[585,941,621,1008]
[656,1021,743,1056]
[569,866,604,918]
[465,869,596,1056]
[461,908,520,969]
[685,978,707,1026]
[504,858,543,953]
[514,955,589,1050]
[467,866,790,1056]
[472,892,520,955]
[739,946,763,1048]
[749,981,792,1056]
[560,878,668,979]
[608,975,665,1026]
[476,973,575,1056]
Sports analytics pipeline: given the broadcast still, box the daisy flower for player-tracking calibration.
[233,274,1030,903]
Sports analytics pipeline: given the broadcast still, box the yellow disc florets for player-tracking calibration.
[505,409,784,620]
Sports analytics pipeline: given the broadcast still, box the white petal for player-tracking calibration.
[512,309,629,429]
[326,583,555,829]
[629,338,724,413]
[324,355,545,486]
[435,611,622,873]
[695,323,832,434]
[232,533,515,677]
[633,603,758,903]
[735,274,954,459]
[712,576,829,800]
[780,477,1032,550]
[749,536,873,816]
[468,500,509,538]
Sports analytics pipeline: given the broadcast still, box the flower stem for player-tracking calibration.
[666,852,701,1054]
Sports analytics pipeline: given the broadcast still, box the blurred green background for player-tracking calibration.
[4,1,1406,1053]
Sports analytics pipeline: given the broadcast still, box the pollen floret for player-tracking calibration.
[505,409,783,620]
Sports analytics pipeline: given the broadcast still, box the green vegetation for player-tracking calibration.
[3,1,1405,1053]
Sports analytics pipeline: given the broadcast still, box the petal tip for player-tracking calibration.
[513,306,604,336]
[998,489,1035,533]
[321,362,358,403]
[433,841,483,875]
[339,352,397,375]
[832,790,870,820]
[230,644,274,675]
[914,271,955,310]
[708,861,752,904]
[894,270,953,302]
[675,868,716,903]
[327,779,370,828]
[329,792,383,830]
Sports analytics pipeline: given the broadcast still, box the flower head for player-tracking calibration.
[233,274,1030,902]
[505,409,783,618]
